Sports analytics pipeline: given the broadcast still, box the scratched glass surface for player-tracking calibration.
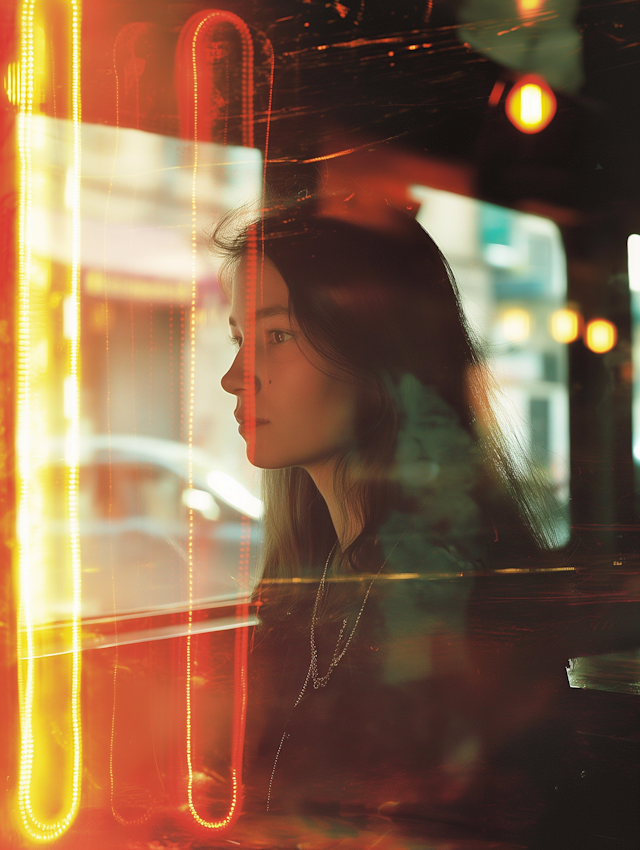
[1,1,640,848]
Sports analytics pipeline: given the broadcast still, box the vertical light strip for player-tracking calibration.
[67,0,83,835]
[16,0,36,839]
[4,61,23,105]
[16,0,82,840]
[186,14,206,827]
[185,10,253,830]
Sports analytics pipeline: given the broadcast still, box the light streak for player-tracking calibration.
[283,34,404,57]
[207,471,263,519]
[267,567,577,582]
[4,61,22,105]
[267,131,410,164]
[488,79,506,107]
[183,9,255,830]
[16,0,82,841]
[182,487,221,520]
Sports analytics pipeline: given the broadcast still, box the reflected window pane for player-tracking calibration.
[413,185,570,544]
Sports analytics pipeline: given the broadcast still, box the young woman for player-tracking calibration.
[215,195,559,839]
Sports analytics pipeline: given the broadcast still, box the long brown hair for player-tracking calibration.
[213,195,560,585]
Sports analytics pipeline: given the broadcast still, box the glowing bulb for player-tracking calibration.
[502,308,531,342]
[506,75,556,134]
[585,319,617,354]
[550,308,580,344]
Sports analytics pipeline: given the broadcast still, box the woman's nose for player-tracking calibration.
[221,348,261,395]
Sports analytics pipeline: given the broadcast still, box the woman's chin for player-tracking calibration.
[244,444,283,469]
[247,456,290,470]
[245,446,301,470]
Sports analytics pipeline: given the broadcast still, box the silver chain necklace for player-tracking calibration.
[309,539,383,690]
[266,534,405,811]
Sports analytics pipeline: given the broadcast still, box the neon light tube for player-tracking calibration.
[16,0,82,840]
[183,9,254,830]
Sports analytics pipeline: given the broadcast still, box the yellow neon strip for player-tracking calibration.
[16,0,82,840]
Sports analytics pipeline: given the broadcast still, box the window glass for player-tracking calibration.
[26,115,264,625]
[413,186,570,544]
[3,2,640,848]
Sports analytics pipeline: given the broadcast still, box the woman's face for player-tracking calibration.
[221,255,358,470]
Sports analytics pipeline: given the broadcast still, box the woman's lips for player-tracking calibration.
[237,417,270,434]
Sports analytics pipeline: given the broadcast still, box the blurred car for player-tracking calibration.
[41,435,263,648]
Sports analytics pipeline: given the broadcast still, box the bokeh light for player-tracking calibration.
[506,75,557,134]
[585,319,617,354]
[502,307,531,342]
[517,0,544,15]
[550,308,580,344]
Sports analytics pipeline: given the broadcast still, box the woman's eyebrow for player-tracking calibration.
[228,305,289,327]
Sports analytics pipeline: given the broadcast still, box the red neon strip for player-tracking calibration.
[177,9,259,830]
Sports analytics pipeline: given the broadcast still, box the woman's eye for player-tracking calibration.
[230,330,291,347]
[269,330,292,345]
